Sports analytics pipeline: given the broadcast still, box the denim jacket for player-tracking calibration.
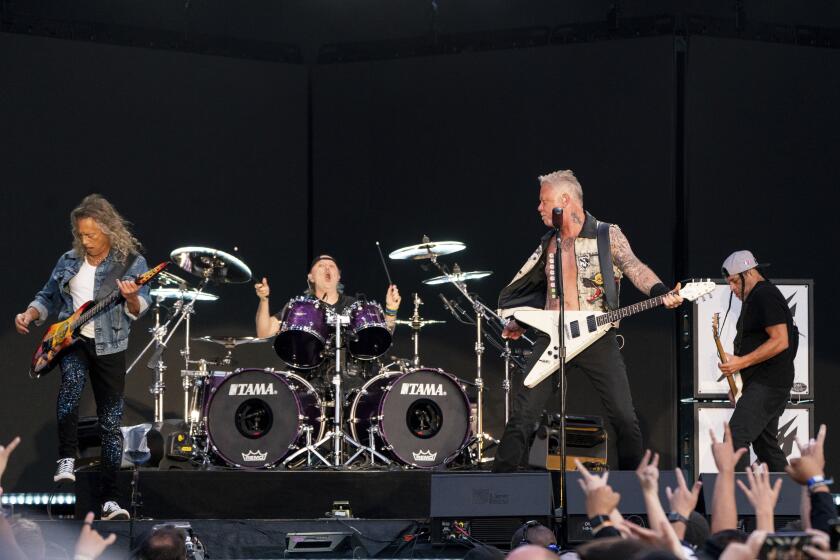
[28,250,152,355]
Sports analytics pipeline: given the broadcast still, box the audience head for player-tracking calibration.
[507,544,560,560]
[136,526,187,560]
[576,537,653,560]
[510,520,558,551]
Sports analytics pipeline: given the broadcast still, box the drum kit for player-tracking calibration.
[128,238,531,471]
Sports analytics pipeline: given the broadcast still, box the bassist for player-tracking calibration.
[493,170,682,472]
[14,194,150,520]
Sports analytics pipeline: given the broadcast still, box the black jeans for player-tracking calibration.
[729,381,791,472]
[57,337,126,504]
[493,330,643,472]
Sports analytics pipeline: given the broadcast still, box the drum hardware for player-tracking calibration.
[421,269,493,285]
[192,335,270,366]
[390,239,499,463]
[394,293,446,367]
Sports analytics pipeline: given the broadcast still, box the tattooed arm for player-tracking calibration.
[609,226,664,296]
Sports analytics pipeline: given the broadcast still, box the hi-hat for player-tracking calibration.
[170,246,252,284]
[395,318,446,329]
[192,335,269,349]
[154,270,190,288]
[423,271,493,285]
[389,240,465,261]
[150,288,219,302]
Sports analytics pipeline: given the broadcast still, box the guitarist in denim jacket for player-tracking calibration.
[14,194,150,520]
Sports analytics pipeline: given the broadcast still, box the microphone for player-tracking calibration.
[439,293,459,318]
[552,207,563,230]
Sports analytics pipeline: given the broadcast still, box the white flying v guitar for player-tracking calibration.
[501,280,716,388]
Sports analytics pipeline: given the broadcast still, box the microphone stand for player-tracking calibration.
[552,208,569,532]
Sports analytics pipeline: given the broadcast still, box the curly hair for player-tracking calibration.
[71,194,142,262]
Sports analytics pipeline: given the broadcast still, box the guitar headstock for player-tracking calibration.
[136,262,170,286]
[680,279,716,302]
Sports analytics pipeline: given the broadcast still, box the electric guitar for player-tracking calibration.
[501,280,716,388]
[712,312,742,402]
[29,262,169,378]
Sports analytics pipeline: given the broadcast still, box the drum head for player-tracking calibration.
[379,369,471,468]
[206,369,302,468]
[274,331,324,369]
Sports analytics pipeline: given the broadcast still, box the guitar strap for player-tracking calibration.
[596,221,618,311]
[95,252,139,300]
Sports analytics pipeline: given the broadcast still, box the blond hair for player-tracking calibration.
[71,194,142,262]
[538,169,583,204]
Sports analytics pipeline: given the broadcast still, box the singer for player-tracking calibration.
[493,169,682,472]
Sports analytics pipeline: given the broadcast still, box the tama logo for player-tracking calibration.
[400,383,447,396]
[242,450,268,462]
[412,450,438,462]
[228,383,278,396]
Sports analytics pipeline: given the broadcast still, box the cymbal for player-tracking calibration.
[395,318,446,328]
[150,288,219,302]
[154,270,190,288]
[170,246,253,284]
[192,335,269,349]
[388,240,465,261]
[422,270,493,285]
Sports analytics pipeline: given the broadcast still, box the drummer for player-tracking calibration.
[254,254,401,338]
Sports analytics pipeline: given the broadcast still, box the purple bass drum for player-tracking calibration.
[274,296,328,369]
[348,368,471,468]
[204,368,325,468]
[347,300,392,360]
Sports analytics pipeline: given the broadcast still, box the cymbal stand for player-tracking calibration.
[428,257,498,462]
[126,293,169,423]
[410,293,423,367]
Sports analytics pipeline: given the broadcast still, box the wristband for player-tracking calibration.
[667,511,690,524]
[384,308,398,317]
[649,283,670,298]
[588,514,611,530]
[807,475,833,492]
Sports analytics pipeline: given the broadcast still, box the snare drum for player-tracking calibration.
[347,299,392,360]
[274,296,328,369]
[349,368,471,468]
[204,368,325,468]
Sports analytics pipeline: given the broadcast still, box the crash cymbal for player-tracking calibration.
[154,270,190,288]
[150,288,219,301]
[422,270,493,285]
[192,335,269,349]
[395,318,446,328]
[170,246,253,284]
[388,240,465,261]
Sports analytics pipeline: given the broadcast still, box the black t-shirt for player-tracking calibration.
[735,280,797,388]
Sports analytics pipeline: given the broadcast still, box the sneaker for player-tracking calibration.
[101,501,130,521]
[53,458,76,482]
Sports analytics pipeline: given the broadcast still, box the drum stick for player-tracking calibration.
[375,241,394,286]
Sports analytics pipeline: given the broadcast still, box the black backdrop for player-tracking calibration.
[1,30,838,492]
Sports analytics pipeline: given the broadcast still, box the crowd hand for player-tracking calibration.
[620,520,683,557]
[797,424,827,471]
[75,512,117,560]
[785,455,825,486]
[0,436,21,487]
[736,463,782,530]
[803,529,840,560]
[635,449,660,493]
[575,458,610,491]
[501,319,525,340]
[710,422,748,473]
[255,277,271,301]
[662,282,683,309]
[719,530,767,560]
[666,468,702,518]
[385,284,401,310]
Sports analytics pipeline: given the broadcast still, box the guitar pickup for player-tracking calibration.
[568,321,580,338]
[586,315,597,332]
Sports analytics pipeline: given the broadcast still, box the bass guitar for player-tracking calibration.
[501,280,716,388]
[29,262,169,378]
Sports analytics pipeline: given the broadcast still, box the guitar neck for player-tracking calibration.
[73,290,124,330]
[595,293,667,326]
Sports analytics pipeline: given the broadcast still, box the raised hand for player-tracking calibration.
[635,449,660,493]
[736,463,782,531]
[501,319,525,340]
[797,424,826,470]
[786,455,825,486]
[719,530,767,560]
[0,436,21,486]
[620,520,683,556]
[666,468,702,519]
[75,512,117,560]
[385,284,401,311]
[710,422,748,473]
[254,277,270,301]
